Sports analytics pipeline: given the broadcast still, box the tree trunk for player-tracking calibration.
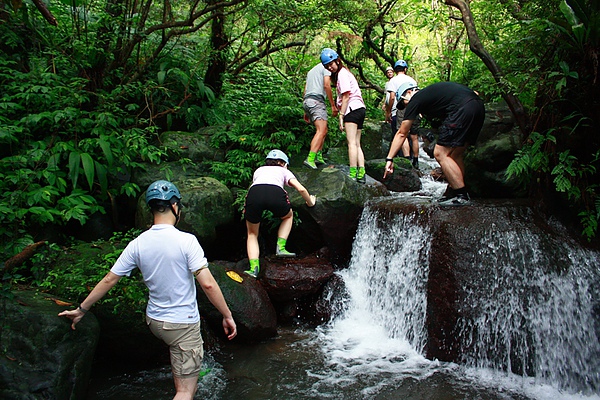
[204,9,229,97]
[445,0,530,137]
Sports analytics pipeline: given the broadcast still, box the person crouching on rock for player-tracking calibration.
[243,149,316,278]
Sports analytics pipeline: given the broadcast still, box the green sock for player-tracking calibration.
[357,167,365,179]
[349,166,357,178]
[307,152,316,162]
[277,237,287,251]
[316,151,325,163]
[248,258,260,271]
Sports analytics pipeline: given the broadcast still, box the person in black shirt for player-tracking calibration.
[383,81,484,206]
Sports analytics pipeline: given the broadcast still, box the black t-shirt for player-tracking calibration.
[403,82,478,121]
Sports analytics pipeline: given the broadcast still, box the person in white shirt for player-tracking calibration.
[59,180,237,400]
[385,60,420,168]
[243,149,316,278]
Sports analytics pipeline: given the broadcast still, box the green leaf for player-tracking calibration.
[95,161,108,194]
[81,153,95,190]
[68,151,80,188]
[98,136,114,166]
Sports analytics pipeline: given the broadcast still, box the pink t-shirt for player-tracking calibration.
[336,67,365,115]
[251,165,296,189]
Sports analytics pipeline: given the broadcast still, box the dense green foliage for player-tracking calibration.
[0,0,598,307]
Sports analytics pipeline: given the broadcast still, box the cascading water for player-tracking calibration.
[314,189,600,399]
[456,225,600,394]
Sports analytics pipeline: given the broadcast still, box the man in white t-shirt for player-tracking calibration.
[385,60,420,168]
[59,180,237,400]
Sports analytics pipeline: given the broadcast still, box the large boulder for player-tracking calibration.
[160,128,226,163]
[322,120,384,166]
[257,255,335,325]
[361,120,385,161]
[287,165,390,261]
[135,176,235,246]
[365,157,421,192]
[196,261,278,343]
[0,290,99,400]
[257,255,335,302]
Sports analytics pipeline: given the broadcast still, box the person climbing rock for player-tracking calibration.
[243,149,316,277]
[384,81,485,206]
[302,61,338,169]
[321,48,367,183]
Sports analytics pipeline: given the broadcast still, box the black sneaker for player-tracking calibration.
[438,193,470,206]
[412,157,419,169]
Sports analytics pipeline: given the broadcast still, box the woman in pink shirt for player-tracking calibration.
[243,149,316,278]
[320,48,367,183]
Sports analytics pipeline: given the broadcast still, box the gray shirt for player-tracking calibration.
[304,63,331,100]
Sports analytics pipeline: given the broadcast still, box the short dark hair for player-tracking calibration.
[148,199,177,213]
[265,159,285,167]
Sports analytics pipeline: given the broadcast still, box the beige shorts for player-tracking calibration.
[146,317,204,378]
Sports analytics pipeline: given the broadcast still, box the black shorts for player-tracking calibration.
[343,107,366,129]
[244,184,291,224]
[437,98,485,147]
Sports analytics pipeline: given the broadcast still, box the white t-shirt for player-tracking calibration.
[111,224,208,323]
[251,165,296,189]
[387,74,417,117]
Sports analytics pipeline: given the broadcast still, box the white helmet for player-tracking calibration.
[396,81,418,100]
[266,149,289,164]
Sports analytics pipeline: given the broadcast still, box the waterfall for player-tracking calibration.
[456,225,600,394]
[341,202,431,351]
[320,198,600,397]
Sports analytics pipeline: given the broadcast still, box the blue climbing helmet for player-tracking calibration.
[145,180,181,205]
[394,60,408,70]
[396,81,418,100]
[266,149,289,165]
[320,48,339,66]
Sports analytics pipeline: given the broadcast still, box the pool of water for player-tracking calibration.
[86,326,596,400]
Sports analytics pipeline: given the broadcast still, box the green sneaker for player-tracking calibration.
[276,247,296,258]
[315,152,326,165]
[244,266,259,278]
[303,159,318,170]
[356,167,366,183]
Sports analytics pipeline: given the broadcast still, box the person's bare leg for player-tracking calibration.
[277,210,293,240]
[246,221,260,260]
[450,146,466,177]
[345,122,359,167]
[434,144,467,189]
[173,375,198,400]
[356,129,364,167]
[401,138,410,157]
[311,119,328,153]
[411,134,420,159]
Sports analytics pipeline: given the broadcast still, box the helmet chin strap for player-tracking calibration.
[170,201,181,225]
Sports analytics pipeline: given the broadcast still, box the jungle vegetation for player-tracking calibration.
[0,0,598,279]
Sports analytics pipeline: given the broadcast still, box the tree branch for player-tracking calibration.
[445,0,530,135]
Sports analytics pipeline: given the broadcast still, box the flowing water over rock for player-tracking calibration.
[87,150,600,399]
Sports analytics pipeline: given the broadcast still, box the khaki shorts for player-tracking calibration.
[146,317,204,378]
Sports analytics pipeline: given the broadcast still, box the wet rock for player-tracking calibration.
[0,290,99,400]
[289,165,390,262]
[259,254,335,302]
[135,176,234,246]
[365,158,421,192]
[197,261,278,343]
